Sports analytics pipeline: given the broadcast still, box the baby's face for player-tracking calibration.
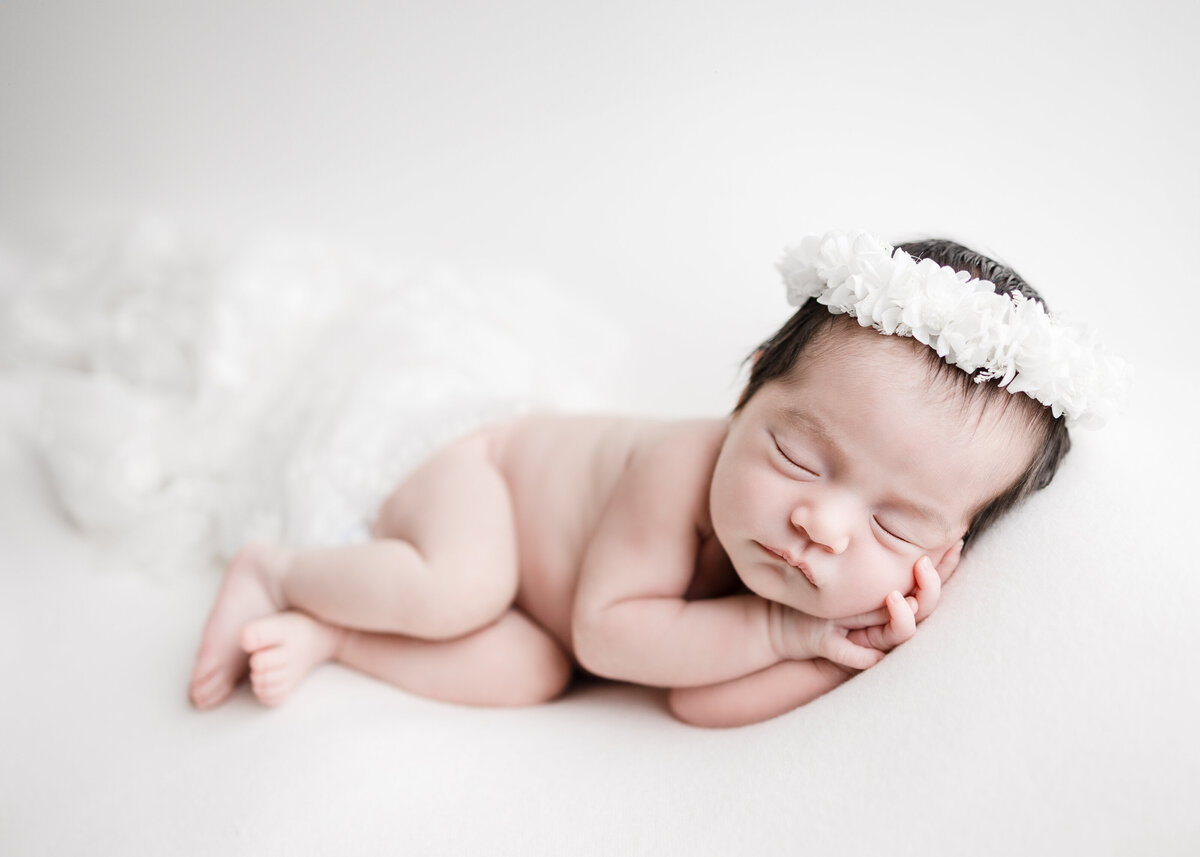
[710,323,1038,619]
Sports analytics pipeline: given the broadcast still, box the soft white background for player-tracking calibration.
[1,2,1197,855]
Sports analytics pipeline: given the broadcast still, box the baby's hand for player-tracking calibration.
[767,592,910,671]
[767,555,941,671]
[846,555,942,652]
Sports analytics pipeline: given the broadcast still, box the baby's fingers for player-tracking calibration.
[820,633,886,672]
[838,605,893,630]
[909,556,943,624]
[863,591,917,651]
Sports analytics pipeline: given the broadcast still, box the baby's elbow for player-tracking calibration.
[667,687,752,729]
[570,610,621,680]
[666,688,716,727]
[570,615,604,676]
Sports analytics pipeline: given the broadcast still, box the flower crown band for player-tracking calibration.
[778,230,1130,428]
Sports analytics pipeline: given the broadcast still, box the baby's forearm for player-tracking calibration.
[668,659,854,728]
[572,594,782,687]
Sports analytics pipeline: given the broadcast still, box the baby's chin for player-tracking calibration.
[730,566,818,617]
[735,568,887,620]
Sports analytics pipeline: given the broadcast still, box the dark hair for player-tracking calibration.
[736,238,1071,548]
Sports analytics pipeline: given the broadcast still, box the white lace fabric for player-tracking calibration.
[0,222,617,573]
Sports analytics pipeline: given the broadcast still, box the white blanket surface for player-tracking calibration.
[1,226,1195,857]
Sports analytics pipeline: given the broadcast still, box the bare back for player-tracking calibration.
[484,414,735,649]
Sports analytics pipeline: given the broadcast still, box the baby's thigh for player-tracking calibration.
[371,432,518,577]
[343,608,572,706]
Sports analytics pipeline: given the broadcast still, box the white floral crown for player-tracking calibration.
[778,230,1130,428]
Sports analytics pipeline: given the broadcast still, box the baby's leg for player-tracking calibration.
[241,608,572,707]
[189,432,517,710]
[189,544,290,710]
[239,611,346,707]
[281,433,519,639]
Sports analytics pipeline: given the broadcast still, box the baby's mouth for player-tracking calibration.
[758,543,818,587]
[787,564,818,588]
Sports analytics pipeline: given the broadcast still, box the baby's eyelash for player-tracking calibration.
[872,515,912,545]
[772,437,817,476]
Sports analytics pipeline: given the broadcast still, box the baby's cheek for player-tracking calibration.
[846,549,913,606]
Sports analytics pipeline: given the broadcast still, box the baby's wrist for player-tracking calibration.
[766,600,786,659]
[765,601,811,661]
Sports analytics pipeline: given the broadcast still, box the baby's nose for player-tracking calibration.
[825,533,850,555]
[790,502,850,555]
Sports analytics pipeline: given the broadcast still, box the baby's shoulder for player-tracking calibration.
[489,411,725,463]
[614,417,729,521]
[627,416,728,469]
[489,411,727,491]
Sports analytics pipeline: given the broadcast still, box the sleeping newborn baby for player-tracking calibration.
[189,231,1125,726]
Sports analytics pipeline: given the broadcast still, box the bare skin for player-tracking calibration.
[189,321,1037,725]
[189,544,288,710]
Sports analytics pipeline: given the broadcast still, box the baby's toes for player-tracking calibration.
[249,647,287,674]
[253,682,285,707]
[250,667,284,702]
[252,667,298,707]
[190,669,236,710]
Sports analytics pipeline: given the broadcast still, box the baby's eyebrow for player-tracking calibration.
[893,498,956,541]
[780,407,838,448]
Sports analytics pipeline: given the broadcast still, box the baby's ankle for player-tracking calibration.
[328,624,351,663]
[238,543,293,610]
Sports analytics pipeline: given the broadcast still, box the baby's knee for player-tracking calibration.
[419,584,518,640]
[498,641,573,706]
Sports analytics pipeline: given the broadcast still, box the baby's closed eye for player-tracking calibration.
[871,515,913,544]
[771,436,819,478]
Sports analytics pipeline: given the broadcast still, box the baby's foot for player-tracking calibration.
[240,611,347,707]
[188,544,291,710]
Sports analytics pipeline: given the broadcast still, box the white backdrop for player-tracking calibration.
[5,0,1197,414]
[2,2,1197,855]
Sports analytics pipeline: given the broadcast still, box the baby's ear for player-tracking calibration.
[933,540,964,585]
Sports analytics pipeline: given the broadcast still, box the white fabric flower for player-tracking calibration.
[777,230,1130,427]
